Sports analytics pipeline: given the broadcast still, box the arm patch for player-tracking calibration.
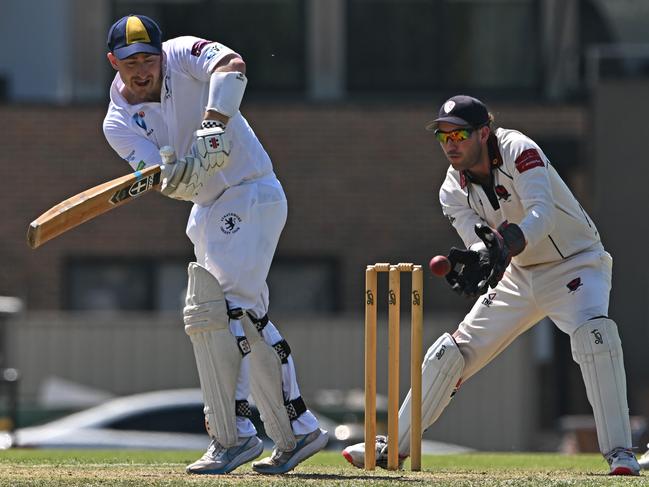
[191,39,212,56]
[514,148,544,173]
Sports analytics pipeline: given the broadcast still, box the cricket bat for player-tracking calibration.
[27,165,162,249]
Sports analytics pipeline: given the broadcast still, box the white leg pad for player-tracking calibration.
[241,315,297,451]
[397,333,464,455]
[184,263,241,448]
[571,317,632,454]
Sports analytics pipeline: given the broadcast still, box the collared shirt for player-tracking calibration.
[440,128,601,266]
[103,36,273,206]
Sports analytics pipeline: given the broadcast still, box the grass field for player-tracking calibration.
[1,449,648,486]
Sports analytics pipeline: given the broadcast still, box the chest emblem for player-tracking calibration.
[567,277,583,294]
[220,213,242,235]
[494,185,511,202]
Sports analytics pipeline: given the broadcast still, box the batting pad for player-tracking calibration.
[571,318,632,454]
[397,333,464,455]
[241,314,297,451]
[184,263,241,448]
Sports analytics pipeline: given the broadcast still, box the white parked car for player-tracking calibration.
[3,388,351,450]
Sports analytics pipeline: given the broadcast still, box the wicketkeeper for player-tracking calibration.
[343,95,640,476]
[103,14,328,474]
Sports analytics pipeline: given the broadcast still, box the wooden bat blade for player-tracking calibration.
[27,165,162,249]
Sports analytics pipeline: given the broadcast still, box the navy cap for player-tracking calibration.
[108,15,162,60]
[426,95,489,130]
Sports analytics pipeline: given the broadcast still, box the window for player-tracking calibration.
[347,0,539,94]
[112,0,306,93]
[65,258,188,311]
[267,256,341,313]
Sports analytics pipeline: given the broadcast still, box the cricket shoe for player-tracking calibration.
[186,435,263,474]
[342,435,407,470]
[605,447,640,476]
[252,428,329,474]
[638,446,649,470]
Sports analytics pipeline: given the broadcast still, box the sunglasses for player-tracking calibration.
[434,127,475,143]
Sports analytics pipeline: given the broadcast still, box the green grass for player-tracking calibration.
[0,449,648,486]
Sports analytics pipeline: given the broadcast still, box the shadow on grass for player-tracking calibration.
[289,472,426,482]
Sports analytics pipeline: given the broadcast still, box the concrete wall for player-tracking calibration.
[5,311,536,451]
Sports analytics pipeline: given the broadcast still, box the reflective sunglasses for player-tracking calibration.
[434,127,474,143]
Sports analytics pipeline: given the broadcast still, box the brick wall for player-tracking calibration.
[0,102,585,312]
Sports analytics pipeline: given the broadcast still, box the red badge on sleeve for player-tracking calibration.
[514,149,544,173]
[191,40,212,57]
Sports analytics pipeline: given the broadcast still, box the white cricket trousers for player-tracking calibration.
[454,244,612,381]
[186,173,319,437]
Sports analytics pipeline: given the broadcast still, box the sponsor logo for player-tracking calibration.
[482,292,496,307]
[204,44,221,61]
[567,277,582,294]
[436,344,446,360]
[388,290,396,306]
[237,336,251,355]
[123,150,136,163]
[591,329,603,344]
[220,212,242,234]
[136,160,146,170]
[191,39,212,57]
[514,149,544,173]
[128,175,155,197]
[366,290,374,306]
[412,289,421,306]
[133,111,154,136]
[208,136,220,150]
[163,74,171,99]
[494,184,511,201]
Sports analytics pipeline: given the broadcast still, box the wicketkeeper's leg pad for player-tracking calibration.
[571,317,632,454]
[184,262,241,448]
[240,312,297,451]
[397,332,464,456]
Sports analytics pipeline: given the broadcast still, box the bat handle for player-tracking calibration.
[159,146,176,164]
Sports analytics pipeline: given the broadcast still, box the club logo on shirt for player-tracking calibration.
[494,185,511,202]
[220,212,242,234]
[482,292,497,307]
[435,344,446,360]
[566,277,583,294]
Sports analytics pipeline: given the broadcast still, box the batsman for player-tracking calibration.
[103,15,328,474]
[343,95,640,475]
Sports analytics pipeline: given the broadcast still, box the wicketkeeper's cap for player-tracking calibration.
[426,95,489,130]
[108,14,162,60]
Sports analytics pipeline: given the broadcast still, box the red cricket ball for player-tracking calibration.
[429,255,451,277]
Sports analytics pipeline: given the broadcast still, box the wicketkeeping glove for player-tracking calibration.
[445,221,526,298]
[474,221,526,291]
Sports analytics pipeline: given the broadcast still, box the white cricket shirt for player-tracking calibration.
[103,36,273,206]
[439,128,601,266]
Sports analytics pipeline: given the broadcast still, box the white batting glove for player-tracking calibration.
[191,120,231,172]
[159,146,190,200]
[158,121,231,201]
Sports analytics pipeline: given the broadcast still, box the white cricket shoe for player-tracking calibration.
[252,428,329,474]
[186,435,263,474]
[605,447,640,476]
[638,446,649,470]
[342,435,407,470]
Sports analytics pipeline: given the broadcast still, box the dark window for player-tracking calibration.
[267,256,341,313]
[347,0,539,94]
[106,405,205,433]
[112,0,306,94]
[65,258,188,311]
